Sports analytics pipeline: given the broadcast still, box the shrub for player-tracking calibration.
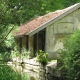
[21,48,30,59]
[37,50,48,65]
[59,30,80,80]
[10,46,19,58]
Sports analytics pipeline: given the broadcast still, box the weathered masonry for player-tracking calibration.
[14,3,80,60]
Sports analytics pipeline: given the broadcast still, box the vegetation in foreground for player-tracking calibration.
[37,50,48,65]
[0,65,20,80]
[59,30,80,80]
[0,62,28,80]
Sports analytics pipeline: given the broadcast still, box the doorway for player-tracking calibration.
[33,29,45,56]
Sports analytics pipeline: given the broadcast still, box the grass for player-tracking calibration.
[0,65,21,80]
[0,61,28,80]
[49,59,57,62]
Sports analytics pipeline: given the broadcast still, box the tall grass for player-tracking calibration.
[0,65,20,80]
[0,62,28,80]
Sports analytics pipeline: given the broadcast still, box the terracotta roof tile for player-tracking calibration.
[14,3,80,36]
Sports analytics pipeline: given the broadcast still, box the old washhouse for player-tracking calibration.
[14,3,80,60]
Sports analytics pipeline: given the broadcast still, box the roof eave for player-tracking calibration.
[28,3,80,36]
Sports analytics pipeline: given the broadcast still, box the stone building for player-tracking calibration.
[14,3,80,60]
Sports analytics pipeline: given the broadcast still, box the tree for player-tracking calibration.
[62,0,80,7]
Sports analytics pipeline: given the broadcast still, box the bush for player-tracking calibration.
[59,30,80,80]
[21,48,30,59]
[37,50,48,65]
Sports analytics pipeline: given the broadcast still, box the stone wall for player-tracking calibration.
[22,58,63,80]
[39,65,46,80]
[46,62,62,80]
[38,61,64,80]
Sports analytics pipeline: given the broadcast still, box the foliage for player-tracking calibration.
[59,30,80,80]
[5,33,15,48]
[10,46,19,58]
[62,0,80,7]
[21,47,30,59]
[0,65,21,80]
[0,64,29,80]
[37,50,48,65]
[0,0,64,26]
[10,47,30,61]
[0,31,16,61]
[1,52,11,61]
[0,25,16,53]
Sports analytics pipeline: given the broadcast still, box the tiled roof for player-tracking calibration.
[14,3,80,36]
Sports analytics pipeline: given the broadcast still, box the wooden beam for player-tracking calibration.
[37,32,38,55]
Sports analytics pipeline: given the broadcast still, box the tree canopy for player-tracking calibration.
[0,0,80,26]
